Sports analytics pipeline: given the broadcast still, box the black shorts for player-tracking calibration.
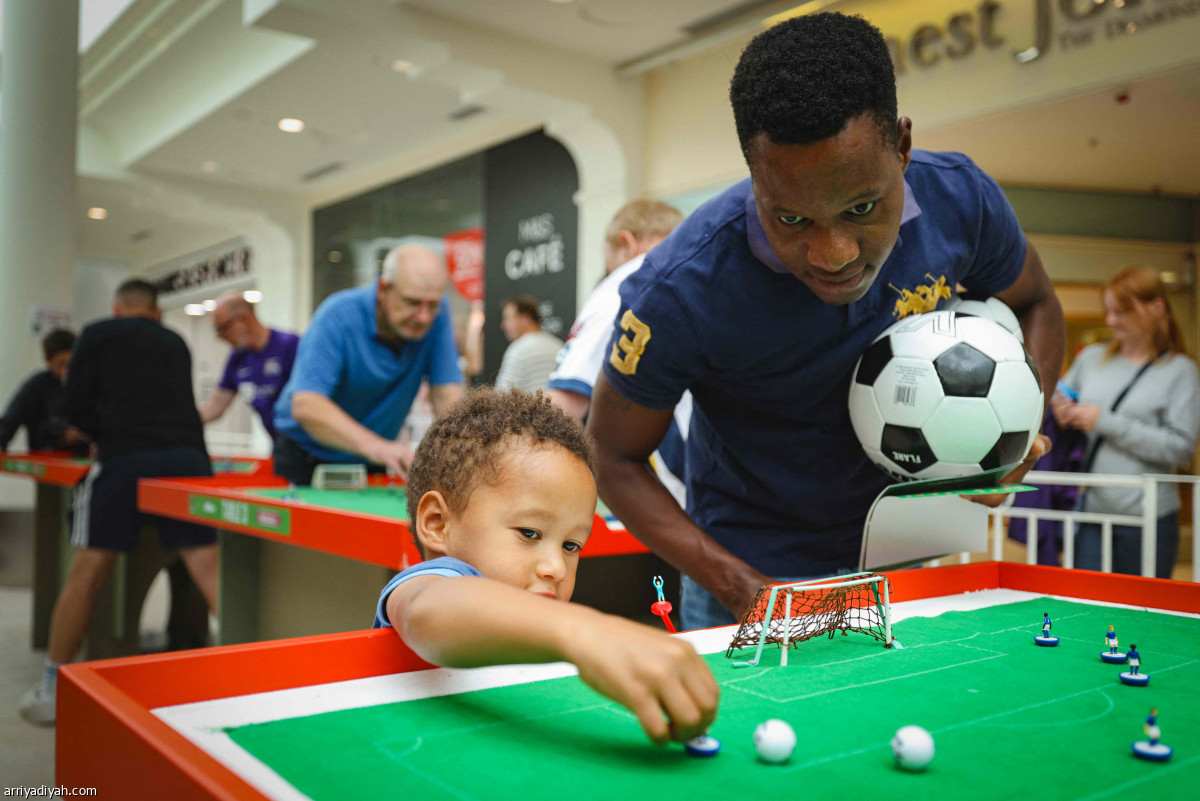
[70,446,217,553]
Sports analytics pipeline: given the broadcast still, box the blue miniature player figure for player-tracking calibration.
[1034,612,1059,646]
[1132,707,1173,761]
[1101,625,1127,663]
[1120,644,1150,686]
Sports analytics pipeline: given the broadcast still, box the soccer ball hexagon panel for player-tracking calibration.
[849,307,1043,480]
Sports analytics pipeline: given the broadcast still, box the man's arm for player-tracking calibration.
[429,382,464,418]
[588,376,772,619]
[993,242,1065,403]
[291,390,413,475]
[0,376,40,451]
[967,241,1062,503]
[198,388,236,423]
[546,388,591,423]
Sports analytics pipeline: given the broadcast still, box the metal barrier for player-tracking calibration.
[973,471,1200,580]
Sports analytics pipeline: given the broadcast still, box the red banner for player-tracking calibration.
[444,227,484,302]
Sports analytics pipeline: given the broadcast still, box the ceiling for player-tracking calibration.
[63,0,1200,261]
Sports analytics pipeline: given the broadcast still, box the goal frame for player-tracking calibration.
[727,572,895,668]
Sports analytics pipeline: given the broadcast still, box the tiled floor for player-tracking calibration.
[0,587,56,789]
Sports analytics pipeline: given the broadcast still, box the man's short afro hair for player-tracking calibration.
[405,387,597,523]
[730,12,898,162]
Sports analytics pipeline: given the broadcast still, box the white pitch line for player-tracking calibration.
[726,648,1008,704]
[777,658,1200,772]
[1069,754,1200,801]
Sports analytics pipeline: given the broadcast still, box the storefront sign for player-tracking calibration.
[152,246,251,298]
[885,0,1199,72]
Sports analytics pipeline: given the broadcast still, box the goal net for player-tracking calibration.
[726,572,895,667]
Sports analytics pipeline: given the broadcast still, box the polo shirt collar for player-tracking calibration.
[745,178,922,274]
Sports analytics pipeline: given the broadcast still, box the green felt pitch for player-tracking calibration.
[250,486,410,517]
[249,487,620,524]
[225,598,1200,800]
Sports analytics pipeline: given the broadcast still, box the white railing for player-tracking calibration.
[974,471,1200,581]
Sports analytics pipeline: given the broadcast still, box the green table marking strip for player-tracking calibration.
[224,599,1200,801]
[187,494,291,535]
[2,459,45,476]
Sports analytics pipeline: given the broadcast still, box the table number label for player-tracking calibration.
[188,494,291,535]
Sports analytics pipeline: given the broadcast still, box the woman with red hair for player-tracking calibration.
[1052,266,1200,577]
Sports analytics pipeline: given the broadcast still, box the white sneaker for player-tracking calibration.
[18,682,56,726]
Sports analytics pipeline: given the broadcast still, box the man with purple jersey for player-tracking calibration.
[587,14,1063,630]
[198,291,299,442]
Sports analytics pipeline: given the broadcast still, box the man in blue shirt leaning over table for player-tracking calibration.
[587,13,1065,630]
[273,244,464,485]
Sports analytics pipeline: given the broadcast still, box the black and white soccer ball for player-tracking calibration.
[849,309,1043,481]
[944,294,1024,343]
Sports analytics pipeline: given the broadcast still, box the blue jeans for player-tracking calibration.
[1073,513,1179,579]
[680,570,849,631]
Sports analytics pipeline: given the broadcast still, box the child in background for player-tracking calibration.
[373,388,718,745]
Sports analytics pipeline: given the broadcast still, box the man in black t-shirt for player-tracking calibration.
[19,280,217,726]
[0,328,86,453]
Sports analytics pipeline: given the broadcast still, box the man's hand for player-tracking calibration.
[363,440,415,478]
[968,433,1050,508]
[61,426,90,445]
[565,612,719,746]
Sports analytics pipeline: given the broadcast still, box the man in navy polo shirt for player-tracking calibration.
[588,13,1064,630]
[273,244,464,484]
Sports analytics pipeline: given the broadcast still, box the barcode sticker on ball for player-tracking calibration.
[894,385,918,406]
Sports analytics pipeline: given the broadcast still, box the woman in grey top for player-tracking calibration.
[1052,266,1200,578]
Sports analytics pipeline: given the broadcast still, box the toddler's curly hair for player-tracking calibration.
[405,388,597,551]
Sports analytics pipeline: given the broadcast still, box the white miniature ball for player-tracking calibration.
[891,724,935,771]
[753,719,797,764]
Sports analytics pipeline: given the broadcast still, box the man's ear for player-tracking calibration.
[414,490,452,557]
[896,116,913,172]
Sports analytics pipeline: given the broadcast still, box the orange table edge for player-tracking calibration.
[137,477,650,570]
[57,562,1200,800]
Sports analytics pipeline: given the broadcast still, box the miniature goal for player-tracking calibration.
[726,572,895,667]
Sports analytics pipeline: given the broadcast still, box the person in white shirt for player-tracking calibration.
[494,295,563,393]
[546,199,689,502]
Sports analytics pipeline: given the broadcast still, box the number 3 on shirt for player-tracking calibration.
[609,310,651,376]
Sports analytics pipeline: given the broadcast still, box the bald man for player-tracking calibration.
[272,244,465,484]
[198,291,299,441]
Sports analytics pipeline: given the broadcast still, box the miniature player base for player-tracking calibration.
[1101,652,1128,664]
[1132,742,1173,761]
[1120,672,1150,686]
[1034,635,1059,647]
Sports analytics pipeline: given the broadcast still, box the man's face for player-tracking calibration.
[213,308,247,347]
[46,351,71,382]
[500,304,524,342]
[377,266,446,342]
[750,114,911,306]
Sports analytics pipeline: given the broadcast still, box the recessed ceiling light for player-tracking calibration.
[201,161,219,173]
[87,207,108,220]
[243,290,263,303]
[328,251,344,263]
[201,299,217,311]
[184,304,206,316]
[278,118,305,133]
[390,59,413,73]
[1161,271,1178,284]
